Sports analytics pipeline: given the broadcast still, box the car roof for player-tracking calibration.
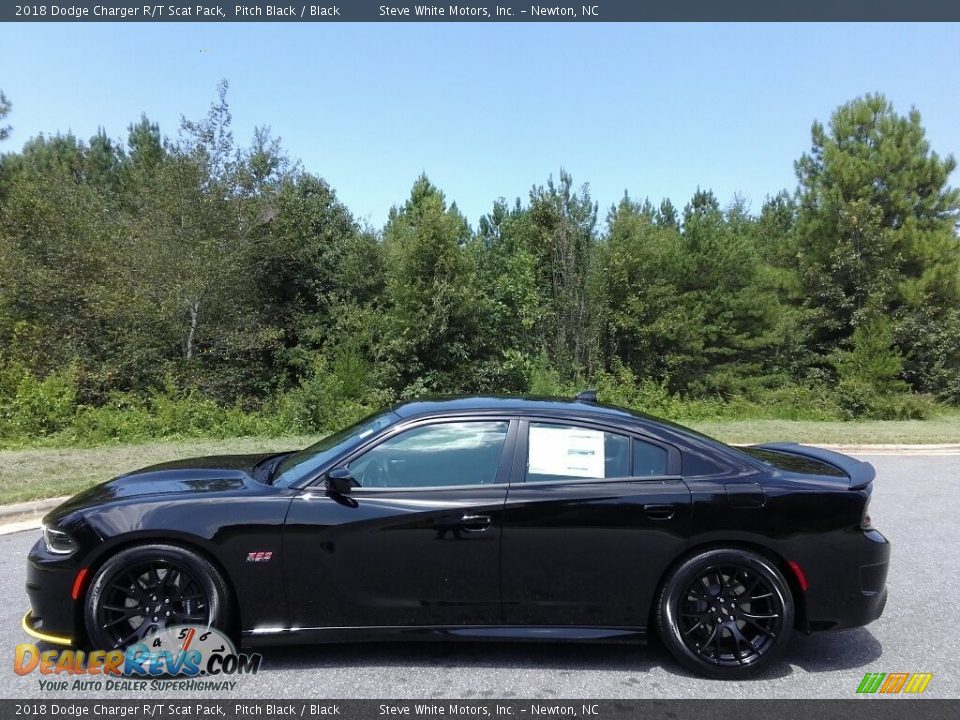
[393,395,653,423]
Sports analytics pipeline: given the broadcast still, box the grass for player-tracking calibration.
[1,415,958,506]
[689,416,960,445]
[0,436,318,506]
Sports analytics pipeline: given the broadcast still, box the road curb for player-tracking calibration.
[0,495,69,520]
[801,443,960,456]
[0,495,69,536]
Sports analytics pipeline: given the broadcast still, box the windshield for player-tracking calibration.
[271,410,401,487]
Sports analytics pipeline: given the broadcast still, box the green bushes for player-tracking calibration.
[826,317,937,420]
[271,353,394,435]
[66,391,277,445]
[0,352,404,448]
[0,354,946,450]
[518,357,938,423]
[834,380,936,421]
[592,364,726,421]
[0,363,77,437]
[0,364,278,447]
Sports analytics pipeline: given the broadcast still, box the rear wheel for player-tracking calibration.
[656,548,793,678]
[84,543,231,650]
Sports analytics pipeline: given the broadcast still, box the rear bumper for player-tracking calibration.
[836,584,887,629]
[802,528,891,632]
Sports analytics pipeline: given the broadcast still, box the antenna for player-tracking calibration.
[575,389,598,403]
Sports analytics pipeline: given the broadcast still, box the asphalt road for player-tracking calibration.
[1,455,957,700]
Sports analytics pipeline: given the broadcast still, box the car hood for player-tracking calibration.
[47,453,281,520]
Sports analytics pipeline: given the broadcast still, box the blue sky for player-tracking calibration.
[1,22,958,228]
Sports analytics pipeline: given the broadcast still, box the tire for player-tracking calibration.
[656,548,794,678]
[84,543,232,651]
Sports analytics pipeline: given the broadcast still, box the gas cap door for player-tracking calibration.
[725,482,766,508]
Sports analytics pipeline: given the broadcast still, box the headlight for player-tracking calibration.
[42,524,78,555]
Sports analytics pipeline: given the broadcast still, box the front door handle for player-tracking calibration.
[643,504,676,520]
[459,514,492,531]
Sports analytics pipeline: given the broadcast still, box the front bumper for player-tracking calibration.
[25,536,83,643]
[21,610,73,646]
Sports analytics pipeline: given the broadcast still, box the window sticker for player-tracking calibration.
[529,425,606,478]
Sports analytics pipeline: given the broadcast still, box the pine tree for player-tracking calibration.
[793,94,960,394]
[382,175,486,393]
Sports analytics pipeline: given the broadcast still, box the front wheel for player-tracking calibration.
[84,543,231,651]
[656,548,794,678]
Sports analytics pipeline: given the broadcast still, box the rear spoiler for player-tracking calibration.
[753,442,876,489]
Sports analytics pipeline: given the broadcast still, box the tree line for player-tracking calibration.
[0,83,958,444]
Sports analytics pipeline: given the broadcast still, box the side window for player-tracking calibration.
[682,451,729,477]
[526,422,630,482]
[348,421,509,489]
[633,439,669,476]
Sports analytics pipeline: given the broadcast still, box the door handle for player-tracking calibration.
[643,504,676,520]
[459,514,492,531]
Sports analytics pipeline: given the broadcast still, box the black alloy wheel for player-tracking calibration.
[657,548,794,678]
[84,544,231,650]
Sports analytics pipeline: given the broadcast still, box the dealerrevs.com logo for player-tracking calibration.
[15,625,261,692]
[856,672,933,695]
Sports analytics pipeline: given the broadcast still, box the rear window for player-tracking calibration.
[739,447,846,477]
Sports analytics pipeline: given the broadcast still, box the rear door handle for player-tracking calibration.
[459,514,492,531]
[643,504,676,520]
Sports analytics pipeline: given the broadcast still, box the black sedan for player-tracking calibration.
[24,393,890,678]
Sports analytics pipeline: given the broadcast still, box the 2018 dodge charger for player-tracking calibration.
[24,393,890,677]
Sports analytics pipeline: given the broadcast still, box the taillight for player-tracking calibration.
[861,497,874,529]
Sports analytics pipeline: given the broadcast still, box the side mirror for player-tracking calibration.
[326,467,355,495]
